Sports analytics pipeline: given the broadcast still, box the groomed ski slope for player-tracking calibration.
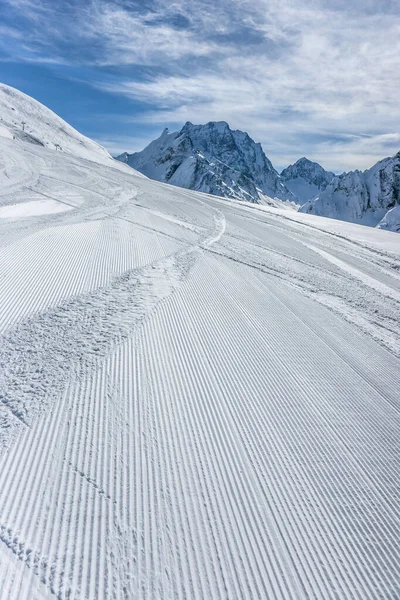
[1,136,400,600]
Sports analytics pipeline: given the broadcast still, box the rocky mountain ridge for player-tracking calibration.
[118,120,400,233]
[280,157,335,204]
[117,121,297,204]
[300,152,400,231]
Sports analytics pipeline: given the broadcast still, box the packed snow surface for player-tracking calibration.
[0,83,143,176]
[0,199,73,219]
[1,131,400,600]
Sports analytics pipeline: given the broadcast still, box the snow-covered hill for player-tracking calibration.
[300,152,400,231]
[0,83,118,166]
[377,205,400,233]
[117,121,297,204]
[2,85,400,600]
[280,157,335,204]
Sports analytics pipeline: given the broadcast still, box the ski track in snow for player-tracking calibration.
[1,138,400,599]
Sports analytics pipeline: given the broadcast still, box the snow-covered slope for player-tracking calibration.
[0,83,115,166]
[1,91,400,600]
[377,204,400,232]
[280,157,335,204]
[300,152,400,231]
[117,121,297,204]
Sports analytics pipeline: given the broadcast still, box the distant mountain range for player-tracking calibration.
[1,84,398,233]
[117,121,298,206]
[119,121,400,233]
[300,153,400,232]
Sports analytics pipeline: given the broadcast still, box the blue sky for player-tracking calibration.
[0,0,399,172]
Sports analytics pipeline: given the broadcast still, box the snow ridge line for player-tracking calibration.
[147,261,323,597]
[0,206,225,449]
[0,524,69,598]
[0,221,102,332]
[158,296,284,597]
[0,253,186,447]
[209,216,400,358]
[235,202,400,260]
[195,254,400,597]
[303,242,400,303]
[241,261,400,413]
[0,364,115,598]
[179,260,332,597]
[0,200,225,596]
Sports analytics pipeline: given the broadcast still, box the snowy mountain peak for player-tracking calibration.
[182,120,230,135]
[117,121,297,204]
[280,157,335,204]
[299,151,400,231]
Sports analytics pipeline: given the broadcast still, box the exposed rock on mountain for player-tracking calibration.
[280,157,335,204]
[299,152,400,230]
[117,121,297,204]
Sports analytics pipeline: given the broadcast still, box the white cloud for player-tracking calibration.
[96,0,400,171]
[3,0,400,171]
[93,133,157,155]
[84,3,224,66]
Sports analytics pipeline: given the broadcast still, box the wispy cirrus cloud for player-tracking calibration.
[2,0,243,65]
[1,0,400,171]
